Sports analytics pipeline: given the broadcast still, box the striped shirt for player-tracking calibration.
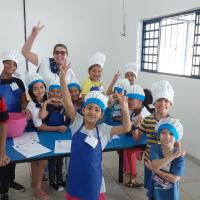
[139,114,160,161]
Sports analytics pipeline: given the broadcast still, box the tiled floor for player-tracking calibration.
[8,152,200,200]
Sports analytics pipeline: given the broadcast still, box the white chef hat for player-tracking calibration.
[47,78,61,91]
[67,80,81,91]
[26,72,45,89]
[124,62,139,78]
[126,84,145,101]
[89,52,106,69]
[156,117,183,141]
[152,80,174,105]
[1,50,21,66]
[114,78,130,94]
[84,91,108,112]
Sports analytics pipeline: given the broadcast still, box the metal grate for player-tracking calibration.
[141,9,200,78]
[141,20,160,71]
[192,12,200,77]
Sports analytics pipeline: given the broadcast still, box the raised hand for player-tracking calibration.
[116,93,129,111]
[31,21,45,37]
[174,150,186,158]
[59,62,70,82]
[113,70,121,82]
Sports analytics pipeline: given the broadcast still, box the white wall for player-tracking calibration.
[25,0,113,82]
[0,0,25,78]
[110,0,200,159]
[0,0,200,159]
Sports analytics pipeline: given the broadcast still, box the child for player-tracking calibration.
[106,62,138,95]
[0,50,27,192]
[108,78,130,122]
[59,66,131,200]
[67,81,83,115]
[39,79,67,192]
[133,80,181,192]
[0,96,10,200]
[145,117,185,200]
[123,62,138,85]
[81,52,106,95]
[26,73,67,200]
[125,84,151,187]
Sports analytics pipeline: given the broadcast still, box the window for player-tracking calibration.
[141,9,200,78]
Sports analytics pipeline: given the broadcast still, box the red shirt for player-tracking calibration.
[0,96,9,123]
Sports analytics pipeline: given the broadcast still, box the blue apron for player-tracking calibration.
[90,85,104,92]
[67,124,102,200]
[46,112,65,126]
[49,58,59,75]
[0,79,22,112]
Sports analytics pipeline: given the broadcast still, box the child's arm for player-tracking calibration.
[0,124,10,167]
[39,100,49,119]
[37,124,67,133]
[0,98,10,167]
[106,71,120,95]
[175,140,181,150]
[21,91,28,112]
[145,150,186,171]
[132,114,143,140]
[154,169,181,183]
[59,66,76,122]
[111,93,131,135]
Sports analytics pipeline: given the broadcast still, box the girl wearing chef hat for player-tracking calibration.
[60,66,131,200]
[145,117,185,200]
[133,80,181,191]
[39,78,67,192]
[26,72,67,200]
[125,84,151,188]
[81,52,106,96]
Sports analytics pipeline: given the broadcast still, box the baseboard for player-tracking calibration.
[186,154,200,166]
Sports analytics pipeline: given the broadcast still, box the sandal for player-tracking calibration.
[34,189,49,200]
[125,181,143,188]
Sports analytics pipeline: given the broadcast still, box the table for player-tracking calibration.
[6,129,146,183]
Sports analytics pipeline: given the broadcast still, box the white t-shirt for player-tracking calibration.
[26,100,42,127]
[69,112,113,193]
[129,106,151,124]
[37,56,77,85]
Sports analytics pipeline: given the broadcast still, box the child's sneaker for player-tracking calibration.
[49,182,64,192]
[58,180,66,187]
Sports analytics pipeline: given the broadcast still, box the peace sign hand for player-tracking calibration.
[31,22,45,37]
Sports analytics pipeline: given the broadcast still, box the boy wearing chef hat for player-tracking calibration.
[106,62,139,96]
[67,80,83,115]
[0,50,27,193]
[133,80,181,191]
[59,66,131,200]
[146,117,185,200]
[124,62,139,85]
[82,52,106,96]
[108,78,130,122]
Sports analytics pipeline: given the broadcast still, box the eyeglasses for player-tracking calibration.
[53,50,67,56]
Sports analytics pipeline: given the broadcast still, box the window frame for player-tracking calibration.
[141,9,200,79]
